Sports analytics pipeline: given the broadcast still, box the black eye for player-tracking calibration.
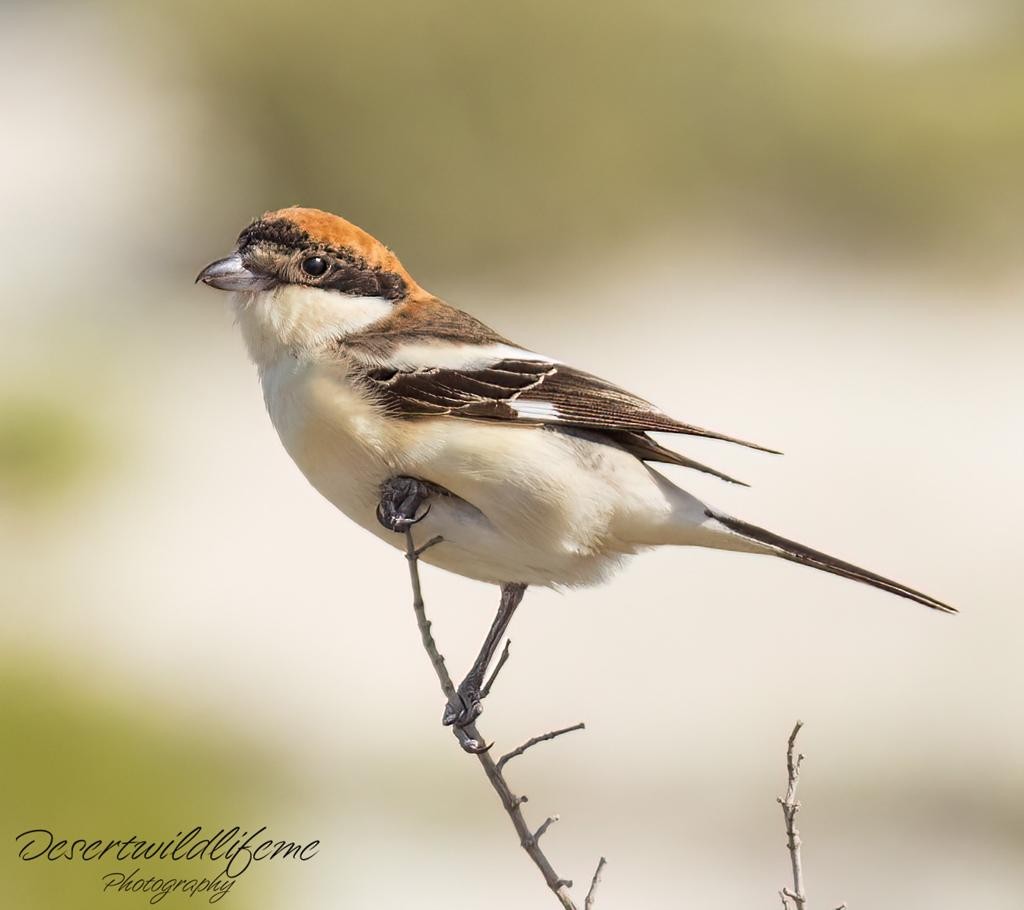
[301,256,328,277]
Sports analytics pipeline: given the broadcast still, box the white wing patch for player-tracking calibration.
[386,341,557,371]
[509,400,562,420]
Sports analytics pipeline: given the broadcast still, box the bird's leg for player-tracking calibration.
[375,477,524,731]
[443,583,527,728]
[376,476,442,532]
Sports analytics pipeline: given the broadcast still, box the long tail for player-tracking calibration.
[703,508,956,614]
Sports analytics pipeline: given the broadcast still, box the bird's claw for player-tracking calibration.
[376,476,432,533]
[443,679,484,729]
[453,726,491,754]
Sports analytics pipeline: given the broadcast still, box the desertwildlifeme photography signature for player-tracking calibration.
[15,826,319,903]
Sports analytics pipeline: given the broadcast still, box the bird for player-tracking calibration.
[197,206,954,745]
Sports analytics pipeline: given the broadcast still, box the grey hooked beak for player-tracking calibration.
[195,253,275,291]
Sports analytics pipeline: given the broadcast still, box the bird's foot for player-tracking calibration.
[442,676,484,729]
[453,730,488,754]
[376,476,434,533]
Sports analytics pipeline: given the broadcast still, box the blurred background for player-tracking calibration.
[2,1,1022,907]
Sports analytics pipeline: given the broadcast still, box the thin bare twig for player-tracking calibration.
[585,856,607,910]
[480,637,512,699]
[413,534,445,558]
[777,722,845,910]
[402,527,605,910]
[535,815,559,841]
[497,723,587,772]
[779,720,806,910]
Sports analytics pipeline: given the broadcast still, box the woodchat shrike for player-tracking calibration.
[198,207,954,741]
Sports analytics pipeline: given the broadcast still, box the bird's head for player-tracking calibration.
[197,207,422,364]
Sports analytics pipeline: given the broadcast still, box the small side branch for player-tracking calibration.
[497,723,587,772]
[402,528,605,910]
[535,815,559,842]
[480,638,512,699]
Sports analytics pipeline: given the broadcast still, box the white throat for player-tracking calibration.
[232,284,392,372]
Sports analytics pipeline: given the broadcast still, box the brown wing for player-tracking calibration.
[356,357,778,457]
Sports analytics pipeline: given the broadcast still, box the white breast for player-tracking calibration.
[260,355,397,530]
